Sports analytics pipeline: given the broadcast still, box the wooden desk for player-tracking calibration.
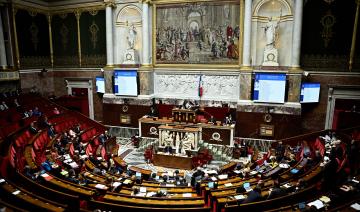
[153,153,193,170]
[139,117,235,146]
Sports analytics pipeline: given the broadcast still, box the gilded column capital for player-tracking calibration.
[104,0,116,7]
[74,10,82,20]
[140,0,152,4]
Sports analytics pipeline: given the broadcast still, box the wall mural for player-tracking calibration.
[155,2,240,65]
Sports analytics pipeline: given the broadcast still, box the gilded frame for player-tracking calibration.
[152,0,243,69]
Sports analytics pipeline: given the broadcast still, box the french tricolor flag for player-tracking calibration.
[198,75,203,97]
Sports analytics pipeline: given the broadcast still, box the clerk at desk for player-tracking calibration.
[147,105,159,118]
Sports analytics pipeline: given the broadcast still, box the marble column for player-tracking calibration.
[291,0,303,69]
[242,0,252,68]
[287,74,302,102]
[105,1,114,66]
[142,2,150,66]
[0,10,7,69]
[239,72,252,100]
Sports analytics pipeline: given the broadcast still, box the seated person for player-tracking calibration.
[208,116,216,124]
[182,99,195,110]
[29,122,38,134]
[242,183,264,203]
[267,179,286,199]
[74,124,81,134]
[147,105,159,117]
[53,107,60,115]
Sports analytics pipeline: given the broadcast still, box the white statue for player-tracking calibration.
[181,132,195,154]
[163,131,174,147]
[127,24,137,50]
[264,17,280,49]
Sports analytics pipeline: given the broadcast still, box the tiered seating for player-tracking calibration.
[0,93,359,212]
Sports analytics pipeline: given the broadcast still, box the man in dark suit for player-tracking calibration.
[243,184,263,203]
[267,180,286,199]
[147,105,159,117]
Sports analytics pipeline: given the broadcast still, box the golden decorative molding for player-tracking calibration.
[12,5,20,69]
[238,0,244,67]
[349,0,360,71]
[47,14,54,68]
[75,10,82,68]
[13,3,105,16]
[82,54,106,68]
[89,21,100,50]
[104,0,116,7]
[151,0,238,5]
[20,56,51,68]
[320,10,336,48]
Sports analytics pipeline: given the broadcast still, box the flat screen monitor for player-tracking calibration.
[95,76,105,93]
[208,182,214,189]
[253,73,286,103]
[243,182,250,189]
[114,70,138,96]
[300,83,320,103]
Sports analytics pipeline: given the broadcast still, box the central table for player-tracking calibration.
[153,153,193,170]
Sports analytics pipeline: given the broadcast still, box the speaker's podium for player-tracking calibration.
[152,125,201,170]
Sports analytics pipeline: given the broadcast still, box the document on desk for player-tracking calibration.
[140,187,147,193]
[307,200,324,209]
[234,195,246,200]
[224,183,233,187]
[166,184,175,187]
[112,182,121,188]
[211,177,217,181]
[182,193,192,197]
[0,179,5,183]
[218,174,228,180]
[12,190,21,195]
[350,203,360,210]
[146,192,156,197]
[319,196,331,204]
[95,184,108,190]
[123,179,132,184]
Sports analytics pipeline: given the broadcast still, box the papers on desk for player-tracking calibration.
[140,187,147,193]
[135,193,146,197]
[123,179,132,184]
[0,179,5,183]
[166,184,175,187]
[64,159,72,164]
[60,170,68,176]
[352,179,360,184]
[69,162,79,168]
[307,200,324,209]
[279,163,290,169]
[282,183,292,189]
[224,183,233,187]
[112,182,121,188]
[233,170,241,174]
[41,173,53,181]
[218,174,228,180]
[205,170,218,175]
[319,196,331,204]
[146,192,156,197]
[97,157,102,160]
[64,154,71,160]
[95,184,108,190]
[250,171,258,175]
[182,193,192,197]
[51,163,59,169]
[350,203,360,210]
[211,177,217,181]
[167,171,174,177]
[234,195,246,200]
[80,155,88,159]
[12,190,21,195]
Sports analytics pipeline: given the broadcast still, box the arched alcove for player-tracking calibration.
[251,0,293,67]
[114,4,142,64]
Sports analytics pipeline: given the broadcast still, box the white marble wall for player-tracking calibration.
[154,71,240,101]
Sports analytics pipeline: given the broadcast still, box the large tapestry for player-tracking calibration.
[155,2,240,65]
